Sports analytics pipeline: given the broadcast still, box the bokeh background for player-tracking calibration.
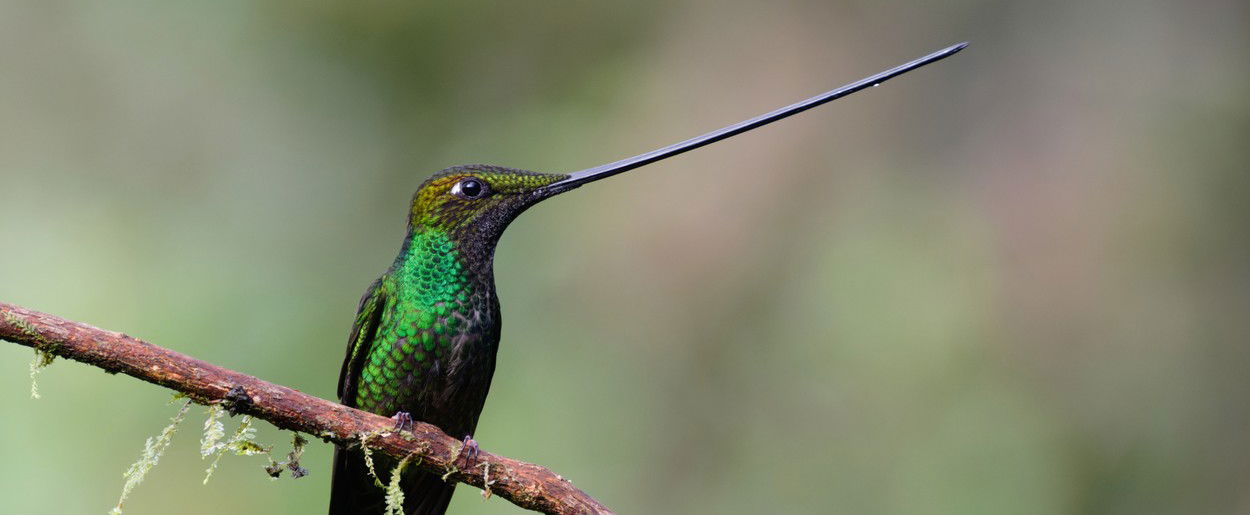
[2,1,1248,514]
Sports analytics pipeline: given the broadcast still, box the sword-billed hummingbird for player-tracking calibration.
[329,42,967,515]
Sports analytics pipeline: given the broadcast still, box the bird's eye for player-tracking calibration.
[451,178,489,199]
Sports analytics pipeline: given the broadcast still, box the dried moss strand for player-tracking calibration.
[110,400,192,515]
[361,432,383,487]
[384,455,413,515]
[28,348,54,399]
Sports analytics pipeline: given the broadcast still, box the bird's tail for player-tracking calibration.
[329,446,456,515]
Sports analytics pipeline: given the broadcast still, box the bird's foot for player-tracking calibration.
[390,411,414,433]
[457,435,481,468]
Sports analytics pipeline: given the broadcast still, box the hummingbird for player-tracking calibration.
[328,42,967,515]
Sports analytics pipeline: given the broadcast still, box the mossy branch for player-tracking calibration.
[0,301,612,515]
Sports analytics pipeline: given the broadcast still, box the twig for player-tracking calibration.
[0,301,612,515]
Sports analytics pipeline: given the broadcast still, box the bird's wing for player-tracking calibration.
[337,276,387,406]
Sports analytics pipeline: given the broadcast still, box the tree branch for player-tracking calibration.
[0,301,612,515]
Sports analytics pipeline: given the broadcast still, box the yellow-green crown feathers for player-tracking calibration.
[409,164,567,236]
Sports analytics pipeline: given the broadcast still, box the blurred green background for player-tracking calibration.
[2,1,1248,514]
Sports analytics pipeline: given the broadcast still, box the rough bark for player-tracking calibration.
[0,301,612,515]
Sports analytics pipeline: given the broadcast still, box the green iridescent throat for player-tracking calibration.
[354,229,473,411]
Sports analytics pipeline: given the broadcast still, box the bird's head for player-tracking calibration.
[407,165,570,259]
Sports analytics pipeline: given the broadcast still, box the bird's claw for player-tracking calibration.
[458,435,481,468]
[390,411,414,432]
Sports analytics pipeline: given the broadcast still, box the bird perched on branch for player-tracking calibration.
[329,42,967,515]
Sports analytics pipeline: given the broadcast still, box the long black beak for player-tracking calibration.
[542,41,967,193]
